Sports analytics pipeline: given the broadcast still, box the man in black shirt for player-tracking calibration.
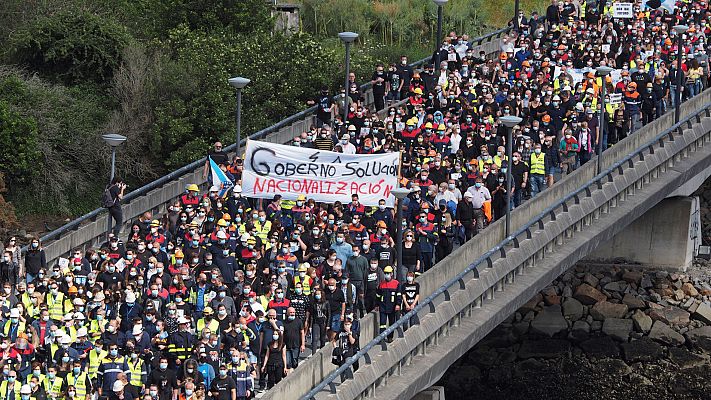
[210,365,237,400]
[371,64,387,111]
[146,357,177,400]
[202,141,228,180]
[396,55,413,99]
[325,278,346,341]
[510,151,529,208]
[307,86,334,127]
[282,307,305,369]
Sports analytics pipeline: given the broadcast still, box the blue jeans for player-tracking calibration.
[512,188,523,208]
[286,348,300,369]
[530,175,545,197]
[25,273,35,284]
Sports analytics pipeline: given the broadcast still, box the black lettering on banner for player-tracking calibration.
[250,146,276,176]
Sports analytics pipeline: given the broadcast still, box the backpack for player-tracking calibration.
[102,185,116,208]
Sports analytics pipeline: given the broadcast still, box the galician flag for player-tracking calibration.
[210,157,234,197]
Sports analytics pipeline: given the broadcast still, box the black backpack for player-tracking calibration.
[101,185,115,208]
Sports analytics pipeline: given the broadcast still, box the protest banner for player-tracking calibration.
[242,140,401,207]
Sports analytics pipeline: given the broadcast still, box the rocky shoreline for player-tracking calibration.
[440,262,711,400]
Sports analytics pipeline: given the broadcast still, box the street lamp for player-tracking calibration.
[102,133,127,240]
[514,0,520,31]
[338,32,359,129]
[500,116,522,238]
[391,187,412,282]
[595,65,613,175]
[228,77,250,157]
[433,0,448,69]
[673,25,689,124]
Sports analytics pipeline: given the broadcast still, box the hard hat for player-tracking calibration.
[221,213,231,221]
[209,185,219,192]
[68,286,78,294]
[298,263,308,272]
[499,53,508,60]
[20,385,30,395]
[174,249,184,259]
[73,312,85,320]
[217,219,229,227]
[177,316,191,325]
[233,184,242,193]
[424,122,433,129]
[203,307,214,315]
[9,309,19,318]
[347,125,357,132]
[542,115,551,122]
[187,184,199,192]
[63,313,74,322]
[552,95,560,101]
[73,298,85,305]
[383,266,394,273]
[377,220,387,228]
[216,231,227,239]
[132,325,143,336]
[59,335,71,345]
[413,88,423,95]
[76,327,88,337]
[247,237,256,245]
[150,219,160,227]
[240,233,250,242]
[628,82,637,89]
[437,124,446,131]
[297,194,306,201]
[586,87,595,94]
[406,118,417,126]
[125,291,136,303]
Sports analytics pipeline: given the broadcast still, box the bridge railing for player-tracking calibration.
[20,29,509,265]
[299,88,711,399]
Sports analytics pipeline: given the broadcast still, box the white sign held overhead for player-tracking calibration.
[242,140,401,207]
[613,2,634,18]
[608,93,623,105]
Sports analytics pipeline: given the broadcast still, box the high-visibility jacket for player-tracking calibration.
[47,293,69,322]
[88,319,107,339]
[253,220,272,242]
[97,356,128,392]
[21,293,38,319]
[65,372,89,399]
[26,374,44,385]
[530,152,545,175]
[88,349,108,380]
[196,318,219,337]
[61,326,77,342]
[0,381,21,400]
[293,276,313,296]
[3,322,25,339]
[127,359,146,388]
[228,362,253,398]
[42,376,64,399]
[167,331,194,361]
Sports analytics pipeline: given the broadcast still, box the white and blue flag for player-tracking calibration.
[210,157,234,197]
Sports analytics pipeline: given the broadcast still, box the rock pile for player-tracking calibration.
[440,263,711,399]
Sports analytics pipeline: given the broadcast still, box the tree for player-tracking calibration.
[8,10,131,85]
[0,100,40,185]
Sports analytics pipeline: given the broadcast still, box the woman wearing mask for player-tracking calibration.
[310,289,329,354]
[24,238,46,284]
[4,238,22,279]
[435,214,455,264]
[261,331,286,389]
[399,230,421,283]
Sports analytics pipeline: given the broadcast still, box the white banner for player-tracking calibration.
[613,3,634,18]
[608,93,623,105]
[242,140,401,207]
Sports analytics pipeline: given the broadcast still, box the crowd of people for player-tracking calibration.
[0,0,708,399]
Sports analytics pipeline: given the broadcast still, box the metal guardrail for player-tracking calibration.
[302,96,711,399]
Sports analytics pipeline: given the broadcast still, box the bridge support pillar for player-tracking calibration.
[411,386,445,400]
[585,196,701,271]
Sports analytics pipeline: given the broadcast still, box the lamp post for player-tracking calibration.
[391,187,412,282]
[102,133,127,240]
[433,0,448,69]
[338,32,359,129]
[514,0,520,31]
[673,25,689,124]
[228,77,250,157]
[595,66,613,175]
[500,116,522,238]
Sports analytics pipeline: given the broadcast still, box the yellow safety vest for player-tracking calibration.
[294,276,312,296]
[42,377,64,399]
[254,220,272,243]
[2,322,25,338]
[21,293,38,319]
[47,293,68,322]
[88,320,107,339]
[530,152,545,175]
[127,359,145,388]
[196,319,219,336]
[61,326,77,342]
[26,374,44,385]
[65,372,88,399]
[88,349,107,380]
[0,381,21,400]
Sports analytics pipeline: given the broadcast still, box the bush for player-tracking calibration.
[0,99,40,184]
[8,10,131,85]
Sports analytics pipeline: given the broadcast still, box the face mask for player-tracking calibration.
[384,274,392,280]
[159,362,168,370]
[150,391,158,397]
[336,237,344,244]
[48,372,56,379]
[219,369,228,377]
[62,356,70,363]
[295,288,303,295]
[110,349,118,357]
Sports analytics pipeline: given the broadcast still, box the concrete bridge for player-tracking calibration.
[279,88,711,400]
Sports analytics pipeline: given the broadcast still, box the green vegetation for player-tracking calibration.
[0,0,531,223]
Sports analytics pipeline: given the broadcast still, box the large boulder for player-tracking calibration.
[602,318,633,342]
[648,320,685,346]
[530,305,568,338]
[590,301,628,321]
[574,283,607,305]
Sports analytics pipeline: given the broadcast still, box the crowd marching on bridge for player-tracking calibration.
[0,0,708,398]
